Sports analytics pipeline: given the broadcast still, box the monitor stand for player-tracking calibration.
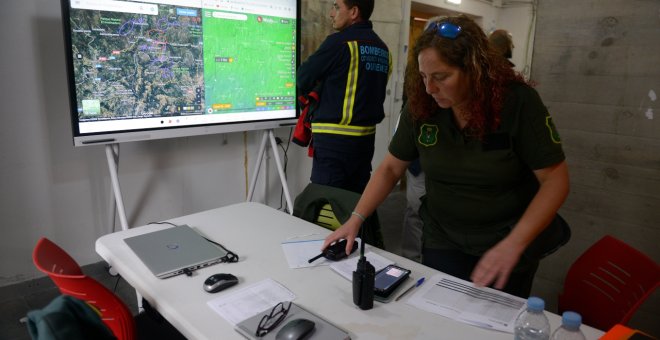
[104,143,144,312]
[246,129,293,214]
[105,144,129,231]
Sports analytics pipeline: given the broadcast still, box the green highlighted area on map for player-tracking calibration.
[202,11,296,114]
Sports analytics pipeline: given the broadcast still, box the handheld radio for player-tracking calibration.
[352,228,374,310]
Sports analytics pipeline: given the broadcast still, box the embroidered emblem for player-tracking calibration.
[545,116,561,144]
[418,124,438,146]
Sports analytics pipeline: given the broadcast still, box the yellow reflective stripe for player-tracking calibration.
[312,122,376,136]
[387,52,393,80]
[315,203,341,230]
[341,41,359,125]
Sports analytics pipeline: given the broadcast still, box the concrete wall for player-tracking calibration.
[530,0,660,335]
[489,3,537,78]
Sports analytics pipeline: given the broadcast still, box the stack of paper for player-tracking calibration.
[206,278,296,326]
[281,238,331,268]
[280,237,364,269]
[406,273,526,333]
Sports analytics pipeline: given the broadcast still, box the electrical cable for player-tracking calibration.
[112,274,121,293]
[243,131,249,198]
[276,128,293,212]
[110,143,120,234]
[521,0,538,78]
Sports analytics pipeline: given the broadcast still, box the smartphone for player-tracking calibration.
[373,264,411,298]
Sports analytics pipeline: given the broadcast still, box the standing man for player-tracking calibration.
[297,0,391,193]
[488,29,515,67]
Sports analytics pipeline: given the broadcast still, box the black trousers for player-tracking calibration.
[422,247,539,298]
[310,147,372,194]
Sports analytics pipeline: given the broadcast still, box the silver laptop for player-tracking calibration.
[124,224,227,279]
[235,302,351,340]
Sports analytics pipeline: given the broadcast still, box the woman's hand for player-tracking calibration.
[322,216,362,255]
[471,161,569,290]
[320,153,410,256]
[470,238,526,290]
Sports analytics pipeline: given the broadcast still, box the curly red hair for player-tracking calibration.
[405,15,528,140]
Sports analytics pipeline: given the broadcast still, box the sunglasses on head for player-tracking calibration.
[425,22,462,39]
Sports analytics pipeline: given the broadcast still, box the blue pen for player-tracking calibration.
[395,277,425,301]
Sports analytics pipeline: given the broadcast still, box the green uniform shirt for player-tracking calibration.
[389,83,565,256]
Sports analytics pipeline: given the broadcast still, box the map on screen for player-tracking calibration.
[61,0,299,146]
[70,5,205,119]
[202,10,296,114]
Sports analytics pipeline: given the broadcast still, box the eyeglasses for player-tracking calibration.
[425,22,462,39]
[256,301,292,337]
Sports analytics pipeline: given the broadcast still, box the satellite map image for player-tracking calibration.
[70,5,204,120]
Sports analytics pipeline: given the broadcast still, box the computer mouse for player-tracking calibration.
[275,318,315,340]
[203,273,238,293]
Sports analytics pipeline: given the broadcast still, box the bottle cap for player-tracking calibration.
[562,311,582,330]
[526,296,545,312]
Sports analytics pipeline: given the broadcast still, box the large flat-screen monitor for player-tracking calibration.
[61,0,300,146]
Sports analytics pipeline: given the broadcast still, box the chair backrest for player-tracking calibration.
[32,237,136,340]
[558,235,660,331]
[315,203,342,230]
[293,183,384,248]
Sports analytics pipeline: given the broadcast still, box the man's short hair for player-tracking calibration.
[488,29,514,59]
[344,0,375,21]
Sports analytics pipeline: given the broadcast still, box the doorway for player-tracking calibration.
[408,2,480,63]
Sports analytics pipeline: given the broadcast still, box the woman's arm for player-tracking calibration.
[471,160,570,289]
[322,153,410,254]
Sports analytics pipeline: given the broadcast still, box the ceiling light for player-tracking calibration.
[446,0,461,4]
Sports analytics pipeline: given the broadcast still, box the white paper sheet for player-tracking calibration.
[281,238,331,268]
[206,278,296,326]
[406,273,526,333]
[329,251,394,281]
[280,236,362,269]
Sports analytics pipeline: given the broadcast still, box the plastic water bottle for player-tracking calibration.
[514,296,551,340]
[551,311,586,340]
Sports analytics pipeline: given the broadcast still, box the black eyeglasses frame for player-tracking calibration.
[255,301,292,337]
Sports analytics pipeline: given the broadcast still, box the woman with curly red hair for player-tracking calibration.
[323,15,569,298]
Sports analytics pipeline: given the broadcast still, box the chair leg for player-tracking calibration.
[136,290,144,313]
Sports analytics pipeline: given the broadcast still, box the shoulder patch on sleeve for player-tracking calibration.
[546,116,561,144]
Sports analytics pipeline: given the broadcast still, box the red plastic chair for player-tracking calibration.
[32,237,136,340]
[558,235,660,331]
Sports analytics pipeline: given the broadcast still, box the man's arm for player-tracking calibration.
[297,38,338,93]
